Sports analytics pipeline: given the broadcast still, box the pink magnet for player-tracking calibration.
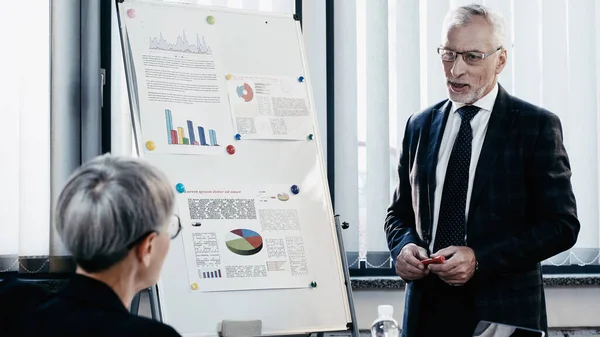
[127,9,136,18]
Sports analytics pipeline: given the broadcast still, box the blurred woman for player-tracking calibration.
[26,154,182,337]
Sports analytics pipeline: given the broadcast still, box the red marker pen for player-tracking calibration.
[421,256,445,265]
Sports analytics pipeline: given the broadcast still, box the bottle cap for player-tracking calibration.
[377,305,393,317]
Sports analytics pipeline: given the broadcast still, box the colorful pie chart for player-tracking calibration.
[225,229,263,256]
[236,83,254,102]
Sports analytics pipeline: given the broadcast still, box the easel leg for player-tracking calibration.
[130,291,141,315]
[148,285,162,322]
[334,215,360,337]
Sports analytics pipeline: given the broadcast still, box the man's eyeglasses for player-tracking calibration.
[437,46,502,65]
[126,214,182,249]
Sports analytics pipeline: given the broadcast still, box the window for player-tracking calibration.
[334,0,600,274]
[0,3,51,273]
[1,3,114,275]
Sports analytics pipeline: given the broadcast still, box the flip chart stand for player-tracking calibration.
[115,0,359,333]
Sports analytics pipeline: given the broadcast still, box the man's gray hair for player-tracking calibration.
[55,154,175,273]
[442,3,506,49]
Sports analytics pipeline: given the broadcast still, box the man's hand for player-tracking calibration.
[428,246,477,285]
[395,243,430,281]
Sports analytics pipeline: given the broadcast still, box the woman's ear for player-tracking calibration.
[135,232,158,267]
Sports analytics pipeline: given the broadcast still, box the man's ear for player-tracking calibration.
[496,49,507,74]
[135,233,158,268]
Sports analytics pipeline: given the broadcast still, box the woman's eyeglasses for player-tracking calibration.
[126,214,182,249]
[168,214,182,240]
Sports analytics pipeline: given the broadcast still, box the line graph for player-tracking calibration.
[149,30,212,55]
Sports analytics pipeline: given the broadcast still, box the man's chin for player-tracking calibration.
[448,91,476,104]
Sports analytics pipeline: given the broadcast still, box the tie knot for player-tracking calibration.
[457,105,480,122]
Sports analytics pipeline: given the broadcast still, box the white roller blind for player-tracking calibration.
[0,3,51,272]
[333,0,360,265]
[0,6,22,261]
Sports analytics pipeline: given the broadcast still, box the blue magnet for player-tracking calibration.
[176,183,186,193]
[308,134,314,140]
[298,76,304,82]
[291,185,300,195]
[235,133,241,140]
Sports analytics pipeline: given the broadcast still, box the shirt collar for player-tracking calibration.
[450,82,499,113]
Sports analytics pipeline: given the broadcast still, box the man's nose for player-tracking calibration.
[451,56,468,77]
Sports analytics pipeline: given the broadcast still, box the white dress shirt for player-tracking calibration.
[429,83,499,252]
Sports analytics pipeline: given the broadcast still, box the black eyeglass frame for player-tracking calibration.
[125,214,182,249]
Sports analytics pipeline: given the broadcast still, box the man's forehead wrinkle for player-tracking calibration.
[444,28,494,52]
[442,40,488,53]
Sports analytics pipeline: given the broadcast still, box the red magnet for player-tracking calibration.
[226,145,235,154]
[421,256,445,266]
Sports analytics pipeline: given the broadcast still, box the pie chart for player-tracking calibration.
[225,229,263,256]
[236,83,254,102]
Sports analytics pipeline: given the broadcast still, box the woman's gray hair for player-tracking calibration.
[55,154,175,273]
[442,3,506,49]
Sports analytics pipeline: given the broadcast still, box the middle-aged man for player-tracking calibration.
[384,4,580,337]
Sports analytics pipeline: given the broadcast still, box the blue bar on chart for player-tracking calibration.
[209,129,218,146]
[198,126,207,146]
[187,121,198,145]
[201,269,222,279]
[165,109,173,144]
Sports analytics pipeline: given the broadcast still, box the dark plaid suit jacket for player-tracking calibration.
[385,84,580,337]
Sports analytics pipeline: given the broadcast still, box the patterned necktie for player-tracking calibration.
[433,105,480,253]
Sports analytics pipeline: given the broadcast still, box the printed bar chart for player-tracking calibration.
[165,109,219,146]
[201,269,222,279]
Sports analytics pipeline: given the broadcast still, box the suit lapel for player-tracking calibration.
[468,85,518,221]
[426,101,451,234]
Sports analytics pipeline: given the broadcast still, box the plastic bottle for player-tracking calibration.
[371,305,400,337]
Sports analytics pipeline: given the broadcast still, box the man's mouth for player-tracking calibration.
[449,81,469,88]
[448,81,470,91]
